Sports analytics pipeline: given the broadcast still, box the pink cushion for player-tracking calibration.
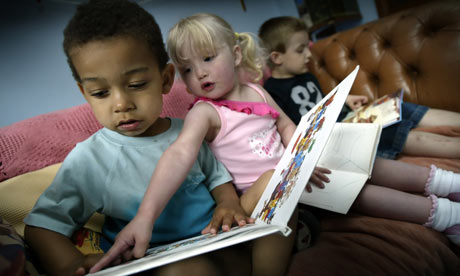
[0,80,194,181]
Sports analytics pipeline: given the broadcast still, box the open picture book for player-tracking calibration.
[299,122,381,214]
[342,89,404,128]
[89,66,364,276]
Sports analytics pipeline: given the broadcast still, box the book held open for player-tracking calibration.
[342,89,403,128]
[299,122,382,214]
[89,66,367,276]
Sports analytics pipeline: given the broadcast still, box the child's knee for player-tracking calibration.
[153,256,220,276]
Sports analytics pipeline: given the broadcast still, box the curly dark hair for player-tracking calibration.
[63,0,168,82]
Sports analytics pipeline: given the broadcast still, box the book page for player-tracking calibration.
[317,123,382,175]
[89,224,284,276]
[252,66,360,226]
[299,123,381,214]
[299,171,368,214]
[343,89,403,128]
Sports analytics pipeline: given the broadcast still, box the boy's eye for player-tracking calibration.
[90,90,109,98]
[129,82,147,89]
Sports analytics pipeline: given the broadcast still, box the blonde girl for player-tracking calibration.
[94,13,306,276]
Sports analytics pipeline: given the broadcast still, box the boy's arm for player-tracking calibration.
[346,95,368,110]
[91,104,217,273]
[202,182,254,234]
[24,225,103,276]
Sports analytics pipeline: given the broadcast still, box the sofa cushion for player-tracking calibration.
[0,163,104,237]
[0,78,195,182]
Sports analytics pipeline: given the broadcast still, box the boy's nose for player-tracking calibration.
[113,91,134,113]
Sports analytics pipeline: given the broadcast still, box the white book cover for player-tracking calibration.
[88,66,360,276]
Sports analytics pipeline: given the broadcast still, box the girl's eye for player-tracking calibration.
[91,90,109,98]
[182,68,191,74]
[204,56,214,62]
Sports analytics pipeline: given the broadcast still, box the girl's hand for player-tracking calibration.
[305,166,331,193]
[201,199,254,235]
[346,95,368,110]
[89,215,154,273]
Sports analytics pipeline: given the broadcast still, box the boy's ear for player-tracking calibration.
[233,45,243,67]
[161,63,175,95]
[269,51,283,66]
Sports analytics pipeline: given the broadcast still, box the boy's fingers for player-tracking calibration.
[201,223,212,234]
[234,213,247,226]
[208,215,223,234]
[89,243,127,273]
[221,214,233,231]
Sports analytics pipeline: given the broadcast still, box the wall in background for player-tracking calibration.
[0,0,377,127]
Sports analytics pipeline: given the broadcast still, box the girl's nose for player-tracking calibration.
[305,48,312,59]
[196,68,208,80]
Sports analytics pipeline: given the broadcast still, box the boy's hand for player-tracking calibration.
[346,95,368,110]
[305,166,331,193]
[72,253,104,276]
[201,199,254,235]
[89,215,153,273]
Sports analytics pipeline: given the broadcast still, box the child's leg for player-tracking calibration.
[417,108,460,128]
[250,209,297,276]
[402,108,460,158]
[240,170,295,276]
[403,131,460,158]
[352,184,460,245]
[370,158,460,200]
[370,158,430,192]
[353,184,432,224]
[152,245,251,276]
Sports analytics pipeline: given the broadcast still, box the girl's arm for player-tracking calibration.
[261,86,331,191]
[262,87,297,146]
[136,106,215,223]
[24,225,103,276]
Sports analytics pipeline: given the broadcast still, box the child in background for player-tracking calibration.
[24,1,253,275]
[258,15,460,246]
[95,13,302,276]
[260,16,460,160]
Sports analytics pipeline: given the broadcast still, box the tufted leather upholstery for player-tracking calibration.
[309,1,460,113]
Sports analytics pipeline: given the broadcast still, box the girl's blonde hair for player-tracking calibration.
[167,13,266,82]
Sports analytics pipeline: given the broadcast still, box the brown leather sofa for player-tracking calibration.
[287,2,460,275]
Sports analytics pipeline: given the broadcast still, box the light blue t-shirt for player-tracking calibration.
[24,118,232,245]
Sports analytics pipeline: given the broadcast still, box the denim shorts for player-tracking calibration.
[376,102,429,159]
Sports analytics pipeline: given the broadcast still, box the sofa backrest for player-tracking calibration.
[309,1,460,113]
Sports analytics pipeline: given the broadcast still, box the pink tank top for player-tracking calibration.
[193,83,285,194]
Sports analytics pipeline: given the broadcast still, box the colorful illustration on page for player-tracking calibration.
[255,88,338,223]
